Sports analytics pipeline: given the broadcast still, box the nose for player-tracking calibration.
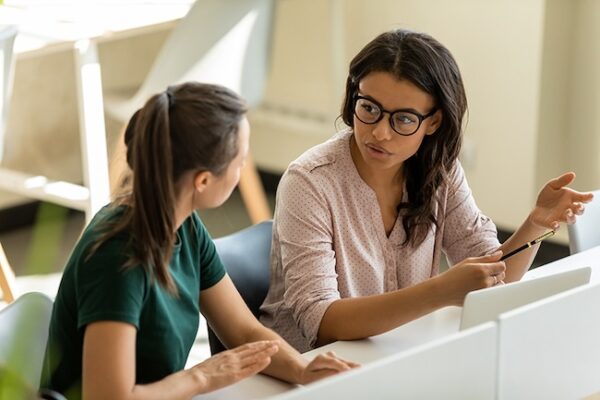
[371,114,394,141]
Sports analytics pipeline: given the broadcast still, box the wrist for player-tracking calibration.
[424,275,449,308]
[189,366,208,394]
[292,358,309,385]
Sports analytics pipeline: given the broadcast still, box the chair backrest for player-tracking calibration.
[0,292,53,392]
[111,0,275,121]
[568,189,600,254]
[0,25,18,162]
[208,220,272,354]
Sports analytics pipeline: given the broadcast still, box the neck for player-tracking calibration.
[174,186,194,230]
[350,135,404,190]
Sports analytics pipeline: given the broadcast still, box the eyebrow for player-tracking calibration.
[357,92,424,115]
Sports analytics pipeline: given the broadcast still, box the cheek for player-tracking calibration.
[222,168,241,195]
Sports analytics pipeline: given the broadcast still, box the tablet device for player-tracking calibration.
[459,266,592,330]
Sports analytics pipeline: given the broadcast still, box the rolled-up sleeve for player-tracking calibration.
[442,162,500,265]
[276,167,341,345]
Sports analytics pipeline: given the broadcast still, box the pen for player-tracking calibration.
[500,230,556,261]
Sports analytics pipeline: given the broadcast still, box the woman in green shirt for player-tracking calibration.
[42,82,357,399]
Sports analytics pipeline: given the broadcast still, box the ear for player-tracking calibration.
[193,171,213,193]
[424,110,443,136]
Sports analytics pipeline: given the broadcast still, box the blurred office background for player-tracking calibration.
[1,0,600,284]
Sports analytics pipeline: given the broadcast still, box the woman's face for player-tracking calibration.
[196,116,250,209]
[352,71,441,174]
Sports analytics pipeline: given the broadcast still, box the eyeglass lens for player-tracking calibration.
[355,97,422,135]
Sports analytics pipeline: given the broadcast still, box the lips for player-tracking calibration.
[365,142,392,155]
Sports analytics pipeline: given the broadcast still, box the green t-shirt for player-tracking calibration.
[41,206,226,399]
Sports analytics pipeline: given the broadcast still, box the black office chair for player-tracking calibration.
[208,220,273,355]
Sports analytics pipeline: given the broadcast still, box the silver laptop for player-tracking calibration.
[460,266,592,330]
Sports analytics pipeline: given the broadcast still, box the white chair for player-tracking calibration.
[568,189,600,254]
[0,292,63,398]
[0,25,110,224]
[104,0,275,223]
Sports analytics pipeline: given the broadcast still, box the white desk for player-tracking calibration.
[201,306,462,399]
[524,245,600,283]
[271,323,498,400]
[198,245,600,399]
[497,281,600,400]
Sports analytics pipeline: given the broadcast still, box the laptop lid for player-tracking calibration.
[459,266,592,330]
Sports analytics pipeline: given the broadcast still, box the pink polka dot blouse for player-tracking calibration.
[260,130,499,352]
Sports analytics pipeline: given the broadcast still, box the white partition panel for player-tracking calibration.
[497,282,600,400]
[269,323,497,400]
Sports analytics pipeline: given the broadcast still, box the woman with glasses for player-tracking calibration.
[41,82,357,400]
[260,29,593,352]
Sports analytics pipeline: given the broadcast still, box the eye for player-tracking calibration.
[359,101,379,115]
[393,112,418,125]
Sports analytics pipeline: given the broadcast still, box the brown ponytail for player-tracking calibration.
[91,82,247,294]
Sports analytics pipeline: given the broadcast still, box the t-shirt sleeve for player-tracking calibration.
[193,213,226,290]
[442,162,500,265]
[75,237,148,330]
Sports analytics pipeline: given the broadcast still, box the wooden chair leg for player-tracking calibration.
[0,242,16,303]
[238,154,272,224]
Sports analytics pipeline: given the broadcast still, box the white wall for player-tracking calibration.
[250,0,600,242]
[4,0,600,242]
[252,0,547,231]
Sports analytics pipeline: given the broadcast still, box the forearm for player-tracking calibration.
[135,370,204,400]
[498,213,546,282]
[316,278,447,346]
[243,324,306,384]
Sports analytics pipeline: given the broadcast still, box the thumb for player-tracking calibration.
[480,250,503,261]
[548,172,576,189]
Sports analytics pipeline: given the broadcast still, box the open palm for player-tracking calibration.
[531,172,594,230]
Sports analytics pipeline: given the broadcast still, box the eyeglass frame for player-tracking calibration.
[353,94,438,136]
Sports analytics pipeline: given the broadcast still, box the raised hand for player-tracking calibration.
[531,172,594,230]
[300,351,360,384]
[192,340,279,394]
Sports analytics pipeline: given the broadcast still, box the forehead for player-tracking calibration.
[358,71,434,112]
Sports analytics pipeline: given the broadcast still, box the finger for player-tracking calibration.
[572,202,585,215]
[549,220,561,231]
[233,340,279,357]
[564,208,576,224]
[489,271,506,286]
[238,356,273,378]
[466,250,503,263]
[308,354,352,372]
[574,191,594,203]
[324,352,360,368]
[238,345,279,365]
[484,261,506,275]
[548,172,576,190]
[239,348,278,369]
[496,271,506,282]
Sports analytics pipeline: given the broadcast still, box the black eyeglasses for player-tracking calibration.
[353,95,437,136]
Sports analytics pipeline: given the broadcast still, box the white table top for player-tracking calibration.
[199,245,600,399]
[0,1,194,54]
